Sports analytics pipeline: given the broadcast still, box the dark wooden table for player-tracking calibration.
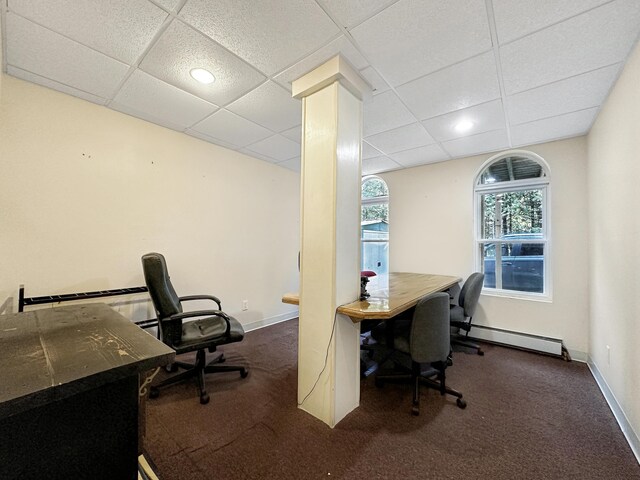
[0,303,174,479]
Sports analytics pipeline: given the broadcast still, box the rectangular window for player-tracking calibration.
[477,186,548,296]
[361,204,389,278]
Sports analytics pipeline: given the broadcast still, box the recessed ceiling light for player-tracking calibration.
[454,119,474,133]
[190,68,215,85]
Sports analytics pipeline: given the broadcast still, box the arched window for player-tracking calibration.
[475,151,550,298]
[361,176,389,285]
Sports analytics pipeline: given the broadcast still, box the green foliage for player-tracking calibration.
[482,189,542,238]
[362,178,388,198]
[362,204,388,222]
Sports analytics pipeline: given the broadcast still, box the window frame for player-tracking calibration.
[473,150,552,302]
[361,175,389,276]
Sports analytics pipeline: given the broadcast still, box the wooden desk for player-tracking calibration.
[283,272,460,322]
[0,303,174,480]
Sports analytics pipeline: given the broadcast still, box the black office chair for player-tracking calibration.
[142,252,248,404]
[371,292,466,416]
[450,272,485,355]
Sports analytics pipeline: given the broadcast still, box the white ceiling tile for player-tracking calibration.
[185,130,241,151]
[140,20,265,106]
[362,141,382,160]
[9,0,167,64]
[112,69,217,129]
[511,108,597,147]
[365,123,435,154]
[277,157,301,173]
[507,64,622,125]
[396,52,500,120]
[5,13,130,98]
[422,99,506,142]
[362,156,402,175]
[273,35,368,89]
[190,109,273,148]
[363,90,415,137]
[359,66,390,96]
[111,102,191,132]
[320,0,397,29]
[281,125,302,144]
[350,0,492,86]
[493,0,611,44]
[238,148,280,164]
[390,144,451,167]
[500,0,640,94]
[245,134,301,162]
[152,0,181,12]
[179,0,340,76]
[227,81,301,133]
[7,65,107,105]
[441,129,509,158]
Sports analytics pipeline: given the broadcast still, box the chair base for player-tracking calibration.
[375,362,466,415]
[451,334,484,355]
[150,350,248,404]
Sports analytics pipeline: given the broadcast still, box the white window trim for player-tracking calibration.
[473,150,552,301]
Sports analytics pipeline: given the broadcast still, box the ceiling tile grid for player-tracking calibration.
[178,0,340,76]
[244,134,301,163]
[139,19,266,106]
[5,12,130,98]
[365,122,435,155]
[390,144,451,168]
[226,80,301,133]
[422,99,506,143]
[1,0,639,174]
[112,69,218,129]
[8,0,168,64]
[349,0,493,87]
[190,109,273,148]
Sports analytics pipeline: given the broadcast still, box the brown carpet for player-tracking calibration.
[144,319,640,479]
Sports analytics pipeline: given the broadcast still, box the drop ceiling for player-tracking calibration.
[2,0,639,175]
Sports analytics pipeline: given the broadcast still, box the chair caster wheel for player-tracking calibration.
[477,349,484,356]
[411,406,420,416]
[457,398,467,409]
[200,393,210,405]
[240,368,249,378]
[374,378,384,388]
[219,354,226,363]
[149,387,159,399]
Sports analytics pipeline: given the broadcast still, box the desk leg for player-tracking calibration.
[0,375,139,480]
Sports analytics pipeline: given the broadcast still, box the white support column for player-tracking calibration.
[293,56,371,427]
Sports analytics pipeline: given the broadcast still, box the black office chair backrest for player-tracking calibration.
[410,292,450,365]
[142,252,183,320]
[458,272,484,318]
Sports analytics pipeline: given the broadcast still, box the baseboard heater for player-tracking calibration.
[466,325,570,360]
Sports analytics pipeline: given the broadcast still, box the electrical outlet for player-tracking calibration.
[242,300,249,311]
[606,345,610,365]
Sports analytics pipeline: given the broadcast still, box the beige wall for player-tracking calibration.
[588,42,640,447]
[381,136,590,355]
[0,75,300,326]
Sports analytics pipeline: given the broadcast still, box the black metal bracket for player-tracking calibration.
[18,284,158,330]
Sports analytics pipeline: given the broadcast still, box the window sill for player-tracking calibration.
[481,288,552,303]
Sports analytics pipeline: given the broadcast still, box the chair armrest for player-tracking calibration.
[179,295,222,309]
[167,309,231,336]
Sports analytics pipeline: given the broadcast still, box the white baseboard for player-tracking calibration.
[588,357,640,464]
[567,349,588,363]
[244,310,298,333]
[467,325,563,356]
